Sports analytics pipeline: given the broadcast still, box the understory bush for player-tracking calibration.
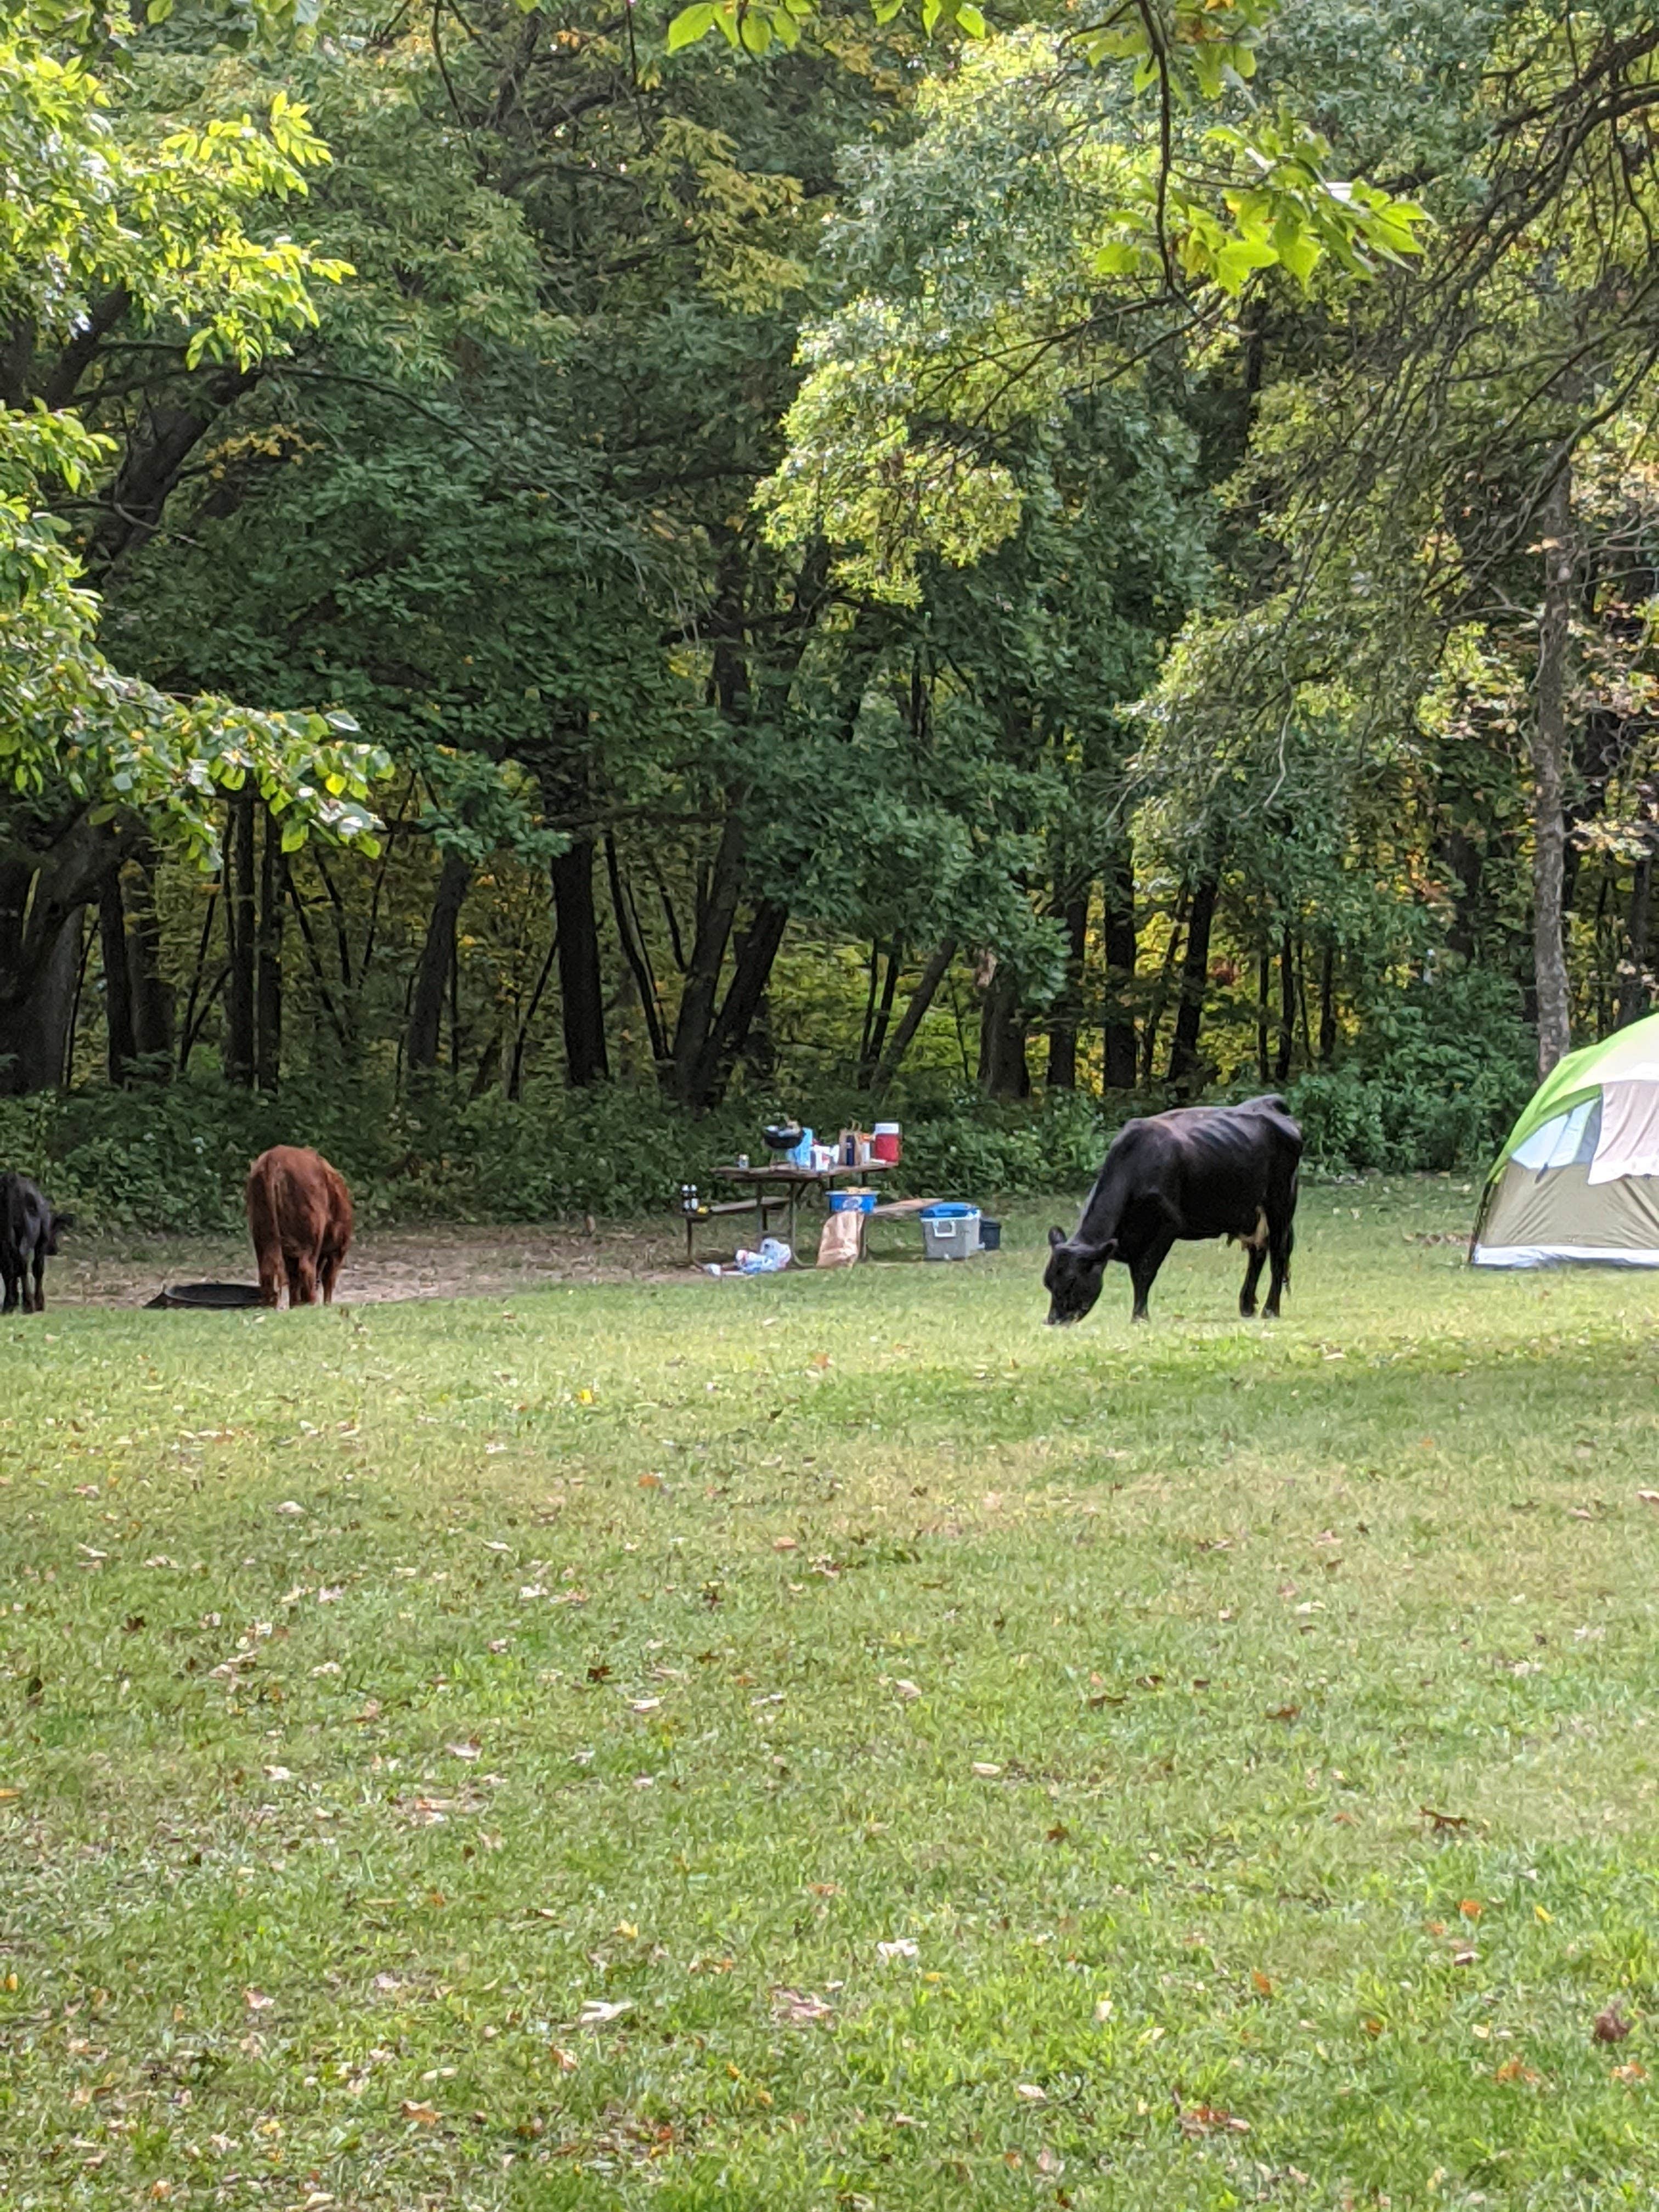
[0,974,1539,1232]
[1287,970,1534,1172]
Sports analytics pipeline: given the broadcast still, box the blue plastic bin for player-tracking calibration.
[830,1188,879,1214]
[919,1202,980,1260]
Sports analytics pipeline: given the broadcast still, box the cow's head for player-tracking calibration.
[1043,1228,1114,1325]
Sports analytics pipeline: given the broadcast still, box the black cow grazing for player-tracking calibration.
[0,1172,70,1316]
[1045,1096,1302,1326]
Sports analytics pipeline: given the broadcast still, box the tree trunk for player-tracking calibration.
[1531,461,1575,1078]
[1140,886,1189,1087]
[550,838,609,1088]
[1047,889,1090,1090]
[694,899,789,1105]
[1621,849,1654,1027]
[670,811,747,1108]
[1256,945,1272,1084]
[604,837,667,1066]
[256,810,283,1092]
[1275,926,1295,1082]
[87,365,259,575]
[871,939,956,1094]
[978,958,1030,1101]
[224,788,256,1088]
[125,844,173,1066]
[1102,851,1137,1089]
[99,873,138,1086]
[865,939,902,1083]
[1318,940,1338,1064]
[1166,870,1220,1094]
[407,849,470,1076]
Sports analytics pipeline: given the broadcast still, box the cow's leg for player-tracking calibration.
[1263,1217,1295,1319]
[31,1245,45,1314]
[1127,1228,1177,1321]
[319,1254,340,1304]
[292,1254,320,1305]
[1238,1207,1269,1316]
[1,1263,17,1315]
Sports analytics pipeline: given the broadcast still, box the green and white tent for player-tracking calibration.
[1472,1010,1659,1268]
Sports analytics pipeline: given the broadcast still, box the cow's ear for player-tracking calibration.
[1047,1226,1066,1250]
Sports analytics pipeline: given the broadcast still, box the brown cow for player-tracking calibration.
[246,1147,353,1308]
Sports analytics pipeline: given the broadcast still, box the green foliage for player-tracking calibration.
[1289,972,1534,1173]
[0,8,384,865]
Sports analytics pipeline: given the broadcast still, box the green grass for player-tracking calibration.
[5,1177,1659,2210]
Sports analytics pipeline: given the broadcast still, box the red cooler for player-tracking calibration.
[872,1122,901,1164]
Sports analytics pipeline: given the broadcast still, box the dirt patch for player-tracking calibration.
[57,1218,700,1310]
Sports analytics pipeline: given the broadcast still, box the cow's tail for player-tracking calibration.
[245,1163,285,1306]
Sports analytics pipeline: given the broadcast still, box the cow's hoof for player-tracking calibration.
[1239,1300,1257,1319]
[1261,1307,1281,1322]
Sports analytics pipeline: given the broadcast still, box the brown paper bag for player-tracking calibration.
[816,1210,862,1269]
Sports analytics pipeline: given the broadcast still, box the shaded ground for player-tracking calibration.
[58,1203,943,1308]
[56,1217,695,1307]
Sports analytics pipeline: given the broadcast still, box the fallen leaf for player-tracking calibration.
[577,1999,633,2027]
[275,1501,304,1516]
[400,2100,439,2124]
[1453,1948,1479,1967]
[1179,2103,1249,2136]
[1036,2148,1063,2176]
[772,1537,798,1552]
[772,1988,835,2024]
[971,1762,1003,1779]
[1420,1807,1470,1833]
[262,1764,291,1782]
[1014,2083,1046,2103]
[894,1679,921,1701]
[1266,1706,1300,1723]
[1493,2058,1541,2085]
[877,1938,918,1961]
[638,1473,664,1488]
[551,2046,579,2071]
[243,1989,275,2012]
[1613,2062,1646,2083]
[1251,1970,1274,1996]
[629,1698,662,1715]
[1459,1899,1483,1920]
[1595,2005,1633,2044]
[446,1741,481,1760]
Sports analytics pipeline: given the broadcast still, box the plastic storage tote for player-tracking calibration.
[919,1202,980,1260]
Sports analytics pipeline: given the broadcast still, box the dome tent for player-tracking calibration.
[1471,1011,1659,1268]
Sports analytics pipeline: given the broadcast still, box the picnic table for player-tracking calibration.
[684,1160,892,1263]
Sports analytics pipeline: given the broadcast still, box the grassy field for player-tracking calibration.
[4,1177,1659,2210]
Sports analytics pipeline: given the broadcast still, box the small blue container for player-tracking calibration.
[830,1188,878,1214]
[788,1126,815,1168]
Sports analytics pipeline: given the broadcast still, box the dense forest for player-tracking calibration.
[3,0,1657,1222]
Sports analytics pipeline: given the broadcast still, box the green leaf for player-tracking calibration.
[1274,222,1321,285]
[667,3,717,51]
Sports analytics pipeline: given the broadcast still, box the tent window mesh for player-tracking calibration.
[1512,1097,1600,1173]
